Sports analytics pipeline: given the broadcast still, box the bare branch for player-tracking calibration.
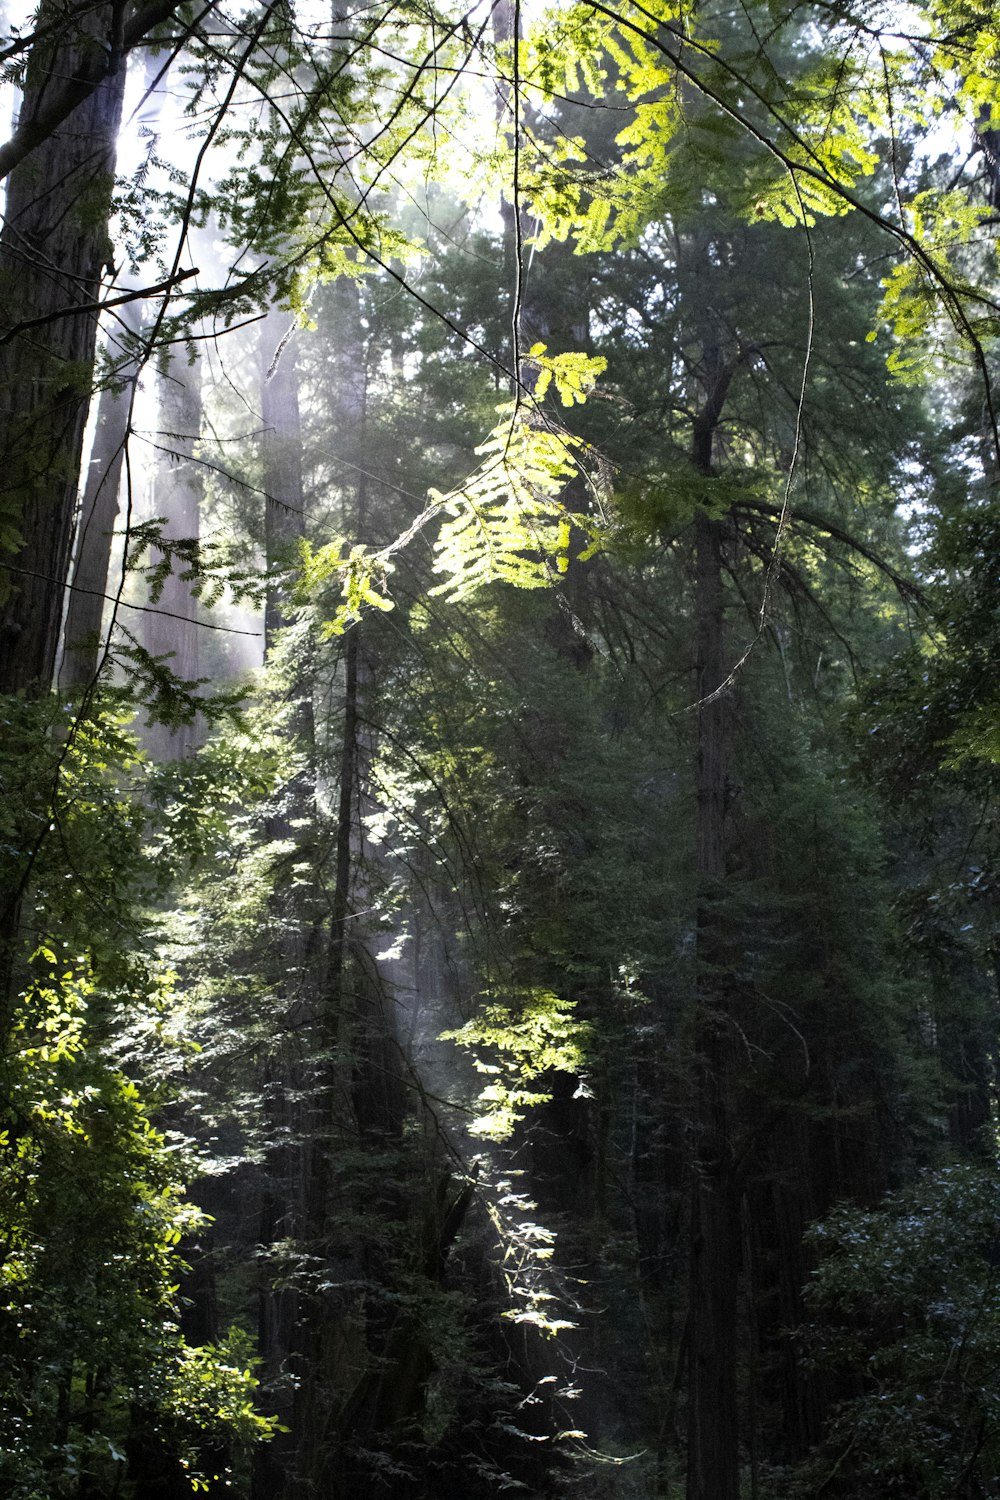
[0,268,199,347]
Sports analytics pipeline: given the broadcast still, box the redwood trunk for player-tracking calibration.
[261,315,306,649]
[253,314,313,1500]
[686,333,740,1496]
[0,0,127,693]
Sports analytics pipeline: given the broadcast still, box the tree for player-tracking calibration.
[0,0,138,694]
[4,0,1000,1494]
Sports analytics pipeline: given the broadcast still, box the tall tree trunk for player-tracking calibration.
[252,313,314,1500]
[292,276,388,1500]
[0,0,127,694]
[142,349,203,759]
[59,300,142,693]
[492,0,551,386]
[0,4,127,1025]
[261,315,306,650]
[686,351,740,1500]
[687,512,740,1500]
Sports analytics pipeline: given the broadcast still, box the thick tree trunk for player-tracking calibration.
[252,314,314,1500]
[290,278,386,1500]
[0,0,184,184]
[0,0,127,694]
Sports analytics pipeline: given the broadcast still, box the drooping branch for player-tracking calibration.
[731,496,924,605]
[9,564,261,635]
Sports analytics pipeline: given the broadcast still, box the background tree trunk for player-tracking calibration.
[686,332,741,1499]
[687,508,740,1500]
[261,314,306,649]
[142,349,203,759]
[59,300,142,693]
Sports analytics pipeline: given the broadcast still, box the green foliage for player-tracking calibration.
[298,349,606,624]
[126,520,266,614]
[441,989,591,1141]
[297,537,397,635]
[873,192,999,381]
[519,0,887,252]
[7,0,1000,1492]
[0,959,276,1499]
[428,401,599,602]
[0,698,156,984]
[525,344,608,407]
[152,0,465,323]
[784,1164,1000,1498]
[0,688,289,1497]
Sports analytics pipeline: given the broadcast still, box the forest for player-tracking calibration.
[2,0,1000,1494]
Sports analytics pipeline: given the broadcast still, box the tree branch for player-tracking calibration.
[0,268,199,347]
[0,0,193,183]
[731,496,923,604]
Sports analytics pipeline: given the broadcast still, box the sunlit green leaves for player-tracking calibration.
[525,343,608,406]
[429,402,598,603]
[872,191,1000,381]
[441,988,591,1140]
[298,537,396,634]
[519,0,888,251]
[0,956,274,1499]
[298,350,605,624]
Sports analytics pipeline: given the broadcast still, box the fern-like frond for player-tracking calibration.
[429,402,596,603]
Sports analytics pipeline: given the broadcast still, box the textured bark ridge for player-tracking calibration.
[0,0,127,693]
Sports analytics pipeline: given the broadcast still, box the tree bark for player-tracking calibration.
[0,0,184,184]
[251,313,315,1500]
[261,315,306,650]
[59,301,141,692]
[0,0,127,694]
[687,509,740,1500]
